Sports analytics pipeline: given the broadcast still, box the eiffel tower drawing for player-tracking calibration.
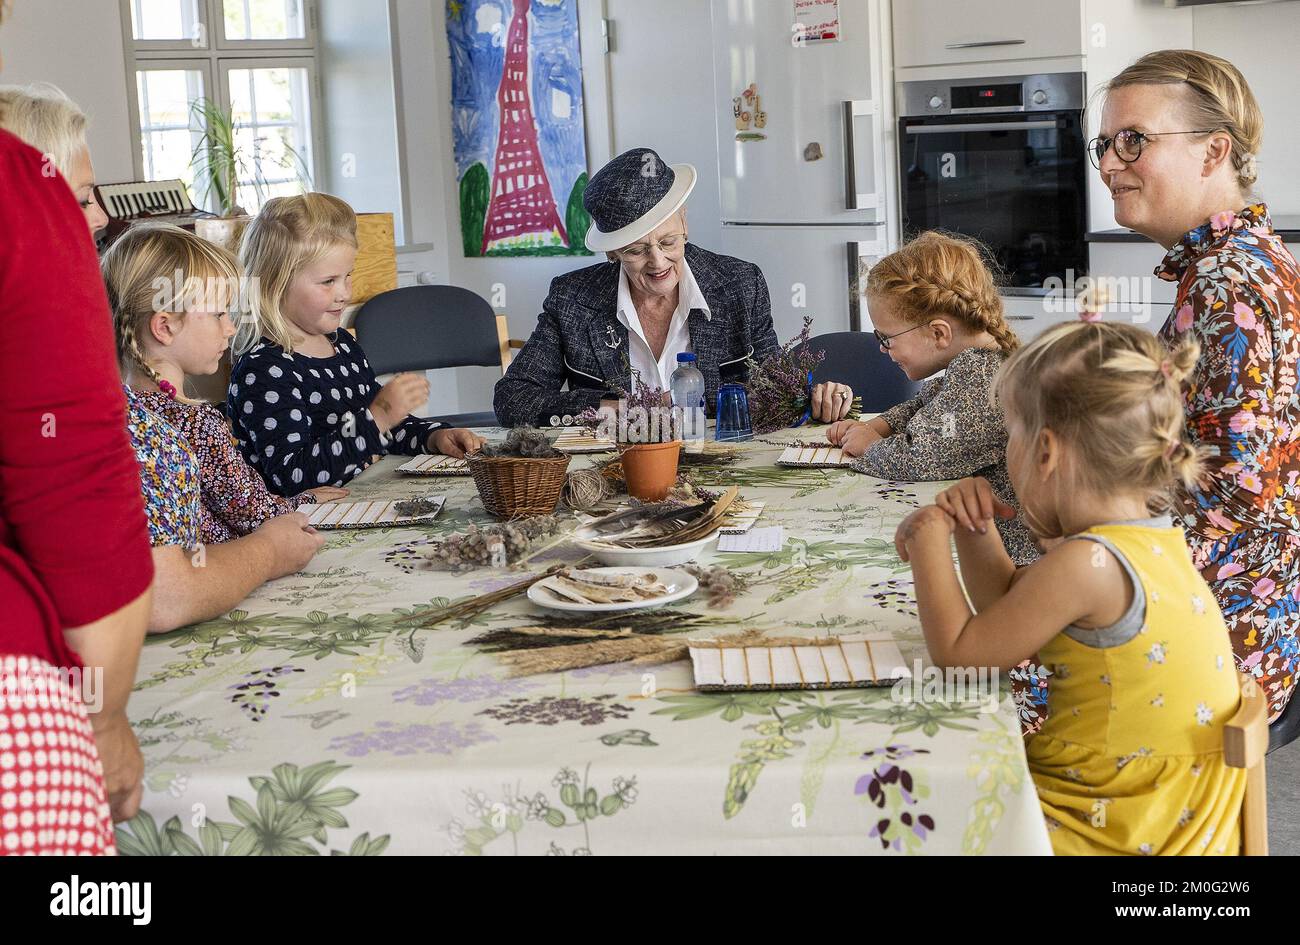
[480,0,569,254]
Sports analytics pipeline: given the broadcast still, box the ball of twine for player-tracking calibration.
[562,467,612,510]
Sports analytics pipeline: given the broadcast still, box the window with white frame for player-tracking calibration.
[121,0,321,215]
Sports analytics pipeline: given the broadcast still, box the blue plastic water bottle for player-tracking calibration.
[669,352,706,440]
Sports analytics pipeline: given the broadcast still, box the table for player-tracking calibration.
[116,428,1052,856]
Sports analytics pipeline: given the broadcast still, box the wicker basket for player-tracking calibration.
[467,452,571,518]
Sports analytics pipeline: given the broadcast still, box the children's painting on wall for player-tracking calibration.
[446,0,592,257]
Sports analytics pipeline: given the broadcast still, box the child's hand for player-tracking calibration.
[935,477,1015,535]
[429,427,487,458]
[371,373,431,433]
[304,486,349,503]
[826,419,880,457]
[894,505,955,562]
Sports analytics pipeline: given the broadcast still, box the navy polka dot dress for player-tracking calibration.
[227,331,447,497]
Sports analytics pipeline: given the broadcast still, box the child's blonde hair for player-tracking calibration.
[994,321,1202,515]
[236,192,357,356]
[101,223,241,386]
[1104,49,1263,192]
[864,231,1020,354]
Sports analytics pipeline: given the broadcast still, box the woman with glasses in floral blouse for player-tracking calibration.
[1096,50,1300,721]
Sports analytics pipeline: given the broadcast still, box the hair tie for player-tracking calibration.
[1164,440,1179,460]
[1159,360,1173,379]
[1079,310,1103,324]
[1239,152,1258,180]
[158,378,179,400]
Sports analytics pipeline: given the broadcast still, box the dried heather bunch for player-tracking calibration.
[744,316,825,434]
[477,427,563,459]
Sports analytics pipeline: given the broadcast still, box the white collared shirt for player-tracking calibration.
[615,258,710,391]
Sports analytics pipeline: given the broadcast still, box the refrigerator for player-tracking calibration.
[710,0,896,338]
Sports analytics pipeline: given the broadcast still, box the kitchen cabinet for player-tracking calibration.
[892,0,1085,69]
[1000,294,1077,343]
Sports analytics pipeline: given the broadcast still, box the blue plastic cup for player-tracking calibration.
[715,383,753,442]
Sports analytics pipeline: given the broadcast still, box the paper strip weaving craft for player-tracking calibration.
[718,501,766,534]
[396,455,470,476]
[553,428,617,453]
[777,444,851,467]
[689,634,910,691]
[305,496,445,530]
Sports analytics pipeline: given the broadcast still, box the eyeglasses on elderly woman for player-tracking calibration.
[615,233,687,262]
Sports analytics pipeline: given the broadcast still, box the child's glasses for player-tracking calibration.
[873,324,924,350]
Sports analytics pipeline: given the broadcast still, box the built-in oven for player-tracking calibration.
[898,73,1088,294]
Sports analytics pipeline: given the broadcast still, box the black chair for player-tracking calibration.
[1268,687,1300,754]
[352,285,517,428]
[793,331,922,413]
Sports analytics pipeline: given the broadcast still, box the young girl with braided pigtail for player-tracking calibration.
[103,223,347,545]
[896,321,1246,855]
[827,231,1036,564]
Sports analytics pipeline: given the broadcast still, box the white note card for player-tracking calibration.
[718,526,784,553]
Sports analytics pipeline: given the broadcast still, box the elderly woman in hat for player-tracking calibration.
[493,148,854,427]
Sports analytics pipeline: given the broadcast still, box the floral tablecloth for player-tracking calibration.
[117,427,1052,856]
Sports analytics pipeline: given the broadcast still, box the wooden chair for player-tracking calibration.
[1224,674,1269,855]
[496,314,525,371]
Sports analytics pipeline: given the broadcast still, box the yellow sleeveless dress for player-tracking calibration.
[1027,518,1246,855]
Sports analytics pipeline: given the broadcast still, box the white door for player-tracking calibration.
[712,0,886,224]
[719,224,885,338]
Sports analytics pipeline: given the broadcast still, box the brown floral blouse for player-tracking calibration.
[1155,203,1300,720]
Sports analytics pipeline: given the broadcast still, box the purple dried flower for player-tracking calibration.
[744,316,826,434]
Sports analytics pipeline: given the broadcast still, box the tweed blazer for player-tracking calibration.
[493,243,780,427]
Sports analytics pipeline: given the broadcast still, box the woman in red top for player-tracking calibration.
[0,7,154,853]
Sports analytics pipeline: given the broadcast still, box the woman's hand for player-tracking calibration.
[91,712,144,823]
[429,427,487,458]
[304,486,349,503]
[894,505,955,563]
[826,419,881,457]
[935,477,1015,535]
[810,382,854,422]
[370,372,431,433]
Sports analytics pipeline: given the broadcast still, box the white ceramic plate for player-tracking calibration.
[570,532,717,567]
[527,567,698,613]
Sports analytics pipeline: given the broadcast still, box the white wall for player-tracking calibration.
[0,0,136,183]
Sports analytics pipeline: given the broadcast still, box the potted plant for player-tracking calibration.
[579,370,681,501]
[189,97,310,252]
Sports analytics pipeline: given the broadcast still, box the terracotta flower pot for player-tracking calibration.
[619,440,681,501]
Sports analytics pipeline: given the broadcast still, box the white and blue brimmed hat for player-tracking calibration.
[583,147,696,253]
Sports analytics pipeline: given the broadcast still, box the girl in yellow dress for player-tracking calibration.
[894,321,1246,855]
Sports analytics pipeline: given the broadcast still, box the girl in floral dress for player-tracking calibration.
[103,223,348,546]
[1098,50,1300,720]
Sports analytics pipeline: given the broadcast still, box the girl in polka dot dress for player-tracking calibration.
[228,194,484,496]
[895,322,1246,855]
[104,224,346,544]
